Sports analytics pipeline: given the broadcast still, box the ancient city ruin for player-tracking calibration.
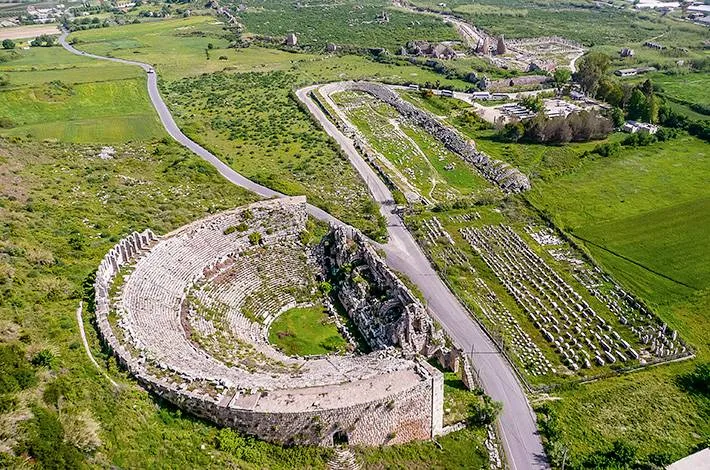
[318,81,531,193]
[93,197,459,446]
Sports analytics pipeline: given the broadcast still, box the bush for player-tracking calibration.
[248,232,262,245]
[467,395,502,426]
[622,131,657,147]
[0,394,17,414]
[593,142,621,158]
[19,406,85,469]
[31,349,55,368]
[678,362,710,397]
[0,344,37,393]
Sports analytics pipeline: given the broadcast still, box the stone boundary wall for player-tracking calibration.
[327,81,530,193]
[92,198,445,446]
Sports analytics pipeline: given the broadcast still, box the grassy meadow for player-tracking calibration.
[236,0,458,51]
[411,0,709,48]
[0,46,163,143]
[268,304,348,356]
[525,135,710,464]
[377,91,710,463]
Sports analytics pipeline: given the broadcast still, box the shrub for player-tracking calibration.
[467,395,502,426]
[318,281,332,295]
[20,406,84,468]
[31,349,55,368]
[248,232,262,245]
[593,142,621,158]
[0,394,17,414]
[0,344,37,393]
[61,411,102,453]
[678,362,710,397]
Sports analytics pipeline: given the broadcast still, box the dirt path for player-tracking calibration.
[76,301,119,388]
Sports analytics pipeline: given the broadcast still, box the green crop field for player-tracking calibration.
[268,304,348,356]
[0,46,162,143]
[236,0,458,51]
[410,0,709,48]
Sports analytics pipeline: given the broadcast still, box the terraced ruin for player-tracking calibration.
[413,211,693,383]
[93,197,460,446]
[316,81,531,194]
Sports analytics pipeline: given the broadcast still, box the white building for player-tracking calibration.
[622,120,658,134]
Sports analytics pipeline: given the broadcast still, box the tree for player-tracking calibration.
[575,51,611,96]
[2,39,15,50]
[552,68,571,92]
[597,77,623,107]
[497,121,524,142]
[468,395,502,426]
[610,107,625,127]
[30,34,55,47]
[627,89,647,121]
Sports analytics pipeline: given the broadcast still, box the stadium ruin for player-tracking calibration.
[93,197,462,446]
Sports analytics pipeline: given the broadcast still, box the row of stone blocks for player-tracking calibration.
[337,81,531,193]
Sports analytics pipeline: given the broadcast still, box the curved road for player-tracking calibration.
[59,31,548,470]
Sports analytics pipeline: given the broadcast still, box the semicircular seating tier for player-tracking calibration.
[93,196,444,446]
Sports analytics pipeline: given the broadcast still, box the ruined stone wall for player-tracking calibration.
[92,199,445,447]
[341,81,531,192]
[324,226,447,358]
[129,362,437,446]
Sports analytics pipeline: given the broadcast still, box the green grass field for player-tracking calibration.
[650,72,710,110]
[268,304,348,356]
[411,0,708,48]
[525,134,710,464]
[69,16,474,88]
[0,46,162,143]
[237,0,458,51]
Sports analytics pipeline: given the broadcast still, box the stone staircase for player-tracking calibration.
[328,447,360,470]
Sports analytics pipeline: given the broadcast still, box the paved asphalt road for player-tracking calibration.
[59,32,548,470]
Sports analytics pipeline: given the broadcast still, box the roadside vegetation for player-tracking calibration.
[162,71,386,240]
